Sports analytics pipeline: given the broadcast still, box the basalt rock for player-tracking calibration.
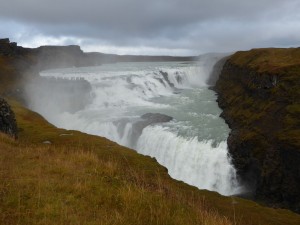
[0,38,29,56]
[0,98,18,139]
[129,113,173,147]
[140,113,173,124]
[0,38,18,56]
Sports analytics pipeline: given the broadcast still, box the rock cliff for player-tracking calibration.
[214,48,300,212]
[0,98,18,138]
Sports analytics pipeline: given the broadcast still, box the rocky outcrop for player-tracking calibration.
[0,98,18,139]
[133,113,173,143]
[140,113,173,124]
[0,38,30,57]
[130,113,173,147]
[214,48,300,212]
[0,38,18,56]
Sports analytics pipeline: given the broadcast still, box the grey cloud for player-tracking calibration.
[0,0,299,55]
[0,0,293,28]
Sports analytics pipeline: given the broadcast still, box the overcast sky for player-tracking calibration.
[0,0,299,55]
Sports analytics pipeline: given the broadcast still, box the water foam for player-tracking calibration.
[137,125,240,195]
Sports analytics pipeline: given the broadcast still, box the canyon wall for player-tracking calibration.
[214,48,300,212]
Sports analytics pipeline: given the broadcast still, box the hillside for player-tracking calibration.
[215,48,300,212]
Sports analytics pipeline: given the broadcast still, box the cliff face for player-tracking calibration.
[215,48,300,212]
[0,38,18,56]
[33,45,81,68]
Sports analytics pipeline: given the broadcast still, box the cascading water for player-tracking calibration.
[28,57,242,196]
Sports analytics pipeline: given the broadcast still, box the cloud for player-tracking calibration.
[0,0,299,55]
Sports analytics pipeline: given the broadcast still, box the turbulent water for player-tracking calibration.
[34,57,242,196]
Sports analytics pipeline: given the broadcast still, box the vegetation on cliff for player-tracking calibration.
[215,48,300,212]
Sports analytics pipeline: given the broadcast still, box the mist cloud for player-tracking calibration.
[1,0,299,55]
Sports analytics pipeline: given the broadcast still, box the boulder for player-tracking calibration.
[0,98,18,139]
[129,113,173,147]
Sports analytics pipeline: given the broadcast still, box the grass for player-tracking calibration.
[0,99,299,225]
[0,141,232,225]
[229,48,300,74]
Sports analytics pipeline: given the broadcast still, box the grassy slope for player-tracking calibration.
[229,48,300,72]
[0,99,299,225]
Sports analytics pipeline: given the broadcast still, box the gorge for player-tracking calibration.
[0,39,300,224]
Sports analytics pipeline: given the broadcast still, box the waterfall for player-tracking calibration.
[26,57,243,196]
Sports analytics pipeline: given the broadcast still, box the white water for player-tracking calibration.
[30,56,242,195]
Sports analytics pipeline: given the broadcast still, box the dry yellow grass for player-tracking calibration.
[0,134,233,225]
